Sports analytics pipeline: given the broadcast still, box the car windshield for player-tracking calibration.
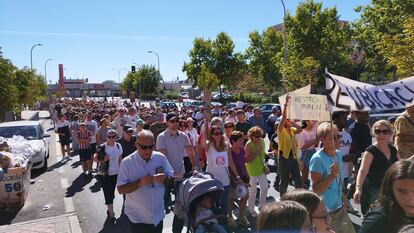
[0,126,40,140]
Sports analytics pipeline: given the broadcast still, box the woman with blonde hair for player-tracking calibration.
[354,120,399,216]
[245,126,269,217]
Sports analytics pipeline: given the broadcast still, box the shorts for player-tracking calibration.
[300,149,316,169]
[79,148,92,162]
[59,136,71,146]
[90,143,97,155]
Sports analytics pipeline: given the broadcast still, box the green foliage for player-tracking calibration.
[0,51,47,121]
[197,64,220,91]
[164,91,180,100]
[353,0,414,81]
[281,56,321,92]
[183,32,245,93]
[283,0,354,88]
[376,17,414,78]
[120,65,161,97]
[246,27,284,88]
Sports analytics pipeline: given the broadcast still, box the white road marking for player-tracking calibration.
[60,178,69,189]
[64,197,75,213]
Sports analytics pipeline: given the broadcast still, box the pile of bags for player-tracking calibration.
[0,136,35,171]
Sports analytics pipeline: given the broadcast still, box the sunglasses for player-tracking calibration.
[374,129,390,135]
[311,215,330,225]
[138,144,155,150]
[224,125,234,129]
[107,135,117,139]
[213,131,223,136]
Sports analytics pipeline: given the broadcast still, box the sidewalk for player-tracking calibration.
[0,213,82,233]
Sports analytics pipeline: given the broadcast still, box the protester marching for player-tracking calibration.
[30,72,414,233]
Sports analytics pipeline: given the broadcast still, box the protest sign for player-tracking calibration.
[326,72,414,111]
[287,93,331,121]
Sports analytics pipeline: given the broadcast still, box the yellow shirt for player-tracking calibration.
[395,111,414,159]
[278,127,298,159]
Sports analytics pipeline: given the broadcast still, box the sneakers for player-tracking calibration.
[236,216,251,227]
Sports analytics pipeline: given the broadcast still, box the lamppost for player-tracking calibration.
[133,63,142,101]
[148,50,163,98]
[280,0,287,64]
[30,43,43,70]
[112,68,126,83]
[44,58,53,84]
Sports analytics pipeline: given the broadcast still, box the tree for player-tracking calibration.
[281,56,320,92]
[0,55,19,121]
[120,65,161,99]
[377,17,414,78]
[211,32,245,96]
[353,0,414,81]
[182,37,214,87]
[183,32,245,98]
[283,0,354,89]
[245,28,284,89]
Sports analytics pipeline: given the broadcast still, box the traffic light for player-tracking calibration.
[131,66,136,73]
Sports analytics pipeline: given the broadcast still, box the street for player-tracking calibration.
[1,117,362,233]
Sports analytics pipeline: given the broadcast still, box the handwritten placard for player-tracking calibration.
[288,93,330,121]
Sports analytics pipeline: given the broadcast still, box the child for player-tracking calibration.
[195,194,227,233]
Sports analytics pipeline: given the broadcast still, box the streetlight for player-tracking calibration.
[133,63,142,101]
[30,43,43,70]
[148,50,163,98]
[112,68,126,83]
[280,0,287,64]
[44,58,53,84]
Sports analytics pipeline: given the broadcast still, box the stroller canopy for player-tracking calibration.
[177,172,224,214]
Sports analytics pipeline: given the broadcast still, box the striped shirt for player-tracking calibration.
[77,130,91,150]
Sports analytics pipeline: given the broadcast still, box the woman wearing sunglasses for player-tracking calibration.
[200,124,242,226]
[354,120,399,216]
[282,190,335,233]
[245,126,269,217]
[95,129,123,224]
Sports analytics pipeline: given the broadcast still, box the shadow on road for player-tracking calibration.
[98,212,130,233]
[65,174,94,197]
[71,160,82,169]
[89,179,102,193]
[0,206,23,225]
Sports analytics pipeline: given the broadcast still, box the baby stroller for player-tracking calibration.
[176,172,226,233]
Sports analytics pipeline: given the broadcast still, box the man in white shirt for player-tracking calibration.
[332,111,357,214]
[112,107,132,138]
[117,130,174,233]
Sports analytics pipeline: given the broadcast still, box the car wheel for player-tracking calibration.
[40,156,48,173]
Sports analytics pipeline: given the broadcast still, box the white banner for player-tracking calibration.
[326,73,414,111]
[288,93,331,121]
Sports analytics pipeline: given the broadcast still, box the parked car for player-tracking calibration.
[369,108,404,125]
[0,121,50,171]
[259,103,281,120]
[160,101,177,109]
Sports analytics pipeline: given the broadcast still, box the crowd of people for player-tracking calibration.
[47,95,414,233]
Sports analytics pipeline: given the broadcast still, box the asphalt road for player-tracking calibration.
[1,118,362,233]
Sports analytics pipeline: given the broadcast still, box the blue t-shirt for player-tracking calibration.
[309,149,344,212]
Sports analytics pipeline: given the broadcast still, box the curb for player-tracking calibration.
[0,213,82,233]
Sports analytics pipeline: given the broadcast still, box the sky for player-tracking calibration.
[0,0,369,84]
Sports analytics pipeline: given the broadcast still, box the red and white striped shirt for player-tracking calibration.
[77,130,91,150]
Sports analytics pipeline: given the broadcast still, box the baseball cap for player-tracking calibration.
[166,113,178,122]
[123,124,134,132]
[136,119,145,126]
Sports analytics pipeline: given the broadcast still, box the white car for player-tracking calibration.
[0,121,50,171]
